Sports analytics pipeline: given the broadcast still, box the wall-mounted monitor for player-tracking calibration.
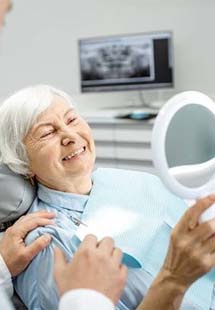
[79,31,174,93]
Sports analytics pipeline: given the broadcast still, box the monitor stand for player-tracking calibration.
[102,91,161,112]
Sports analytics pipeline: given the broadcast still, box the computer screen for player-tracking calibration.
[79,31,174,93]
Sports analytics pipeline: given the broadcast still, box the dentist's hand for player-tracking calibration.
[54,235,127,305]
[0,211,55,276]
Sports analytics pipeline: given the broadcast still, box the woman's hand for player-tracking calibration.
[162,194,215,289]
[138,195,215,310]
[54,234,127,305]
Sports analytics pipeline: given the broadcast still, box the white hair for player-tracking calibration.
[0,85,75,175]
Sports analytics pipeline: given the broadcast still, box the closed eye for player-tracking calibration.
[41,131,54,138]
[67,117,77,125]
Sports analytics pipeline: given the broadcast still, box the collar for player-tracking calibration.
[37,183,89,212]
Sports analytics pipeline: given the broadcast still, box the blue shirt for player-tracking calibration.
[14,183,148,310]
[14,172,214,310]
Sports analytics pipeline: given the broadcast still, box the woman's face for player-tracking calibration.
[0,0,12,29]
[24,96,96,190]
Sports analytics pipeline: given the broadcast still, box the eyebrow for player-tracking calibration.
[33,108,75,132]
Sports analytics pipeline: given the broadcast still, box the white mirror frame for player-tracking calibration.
[152,91,215,200]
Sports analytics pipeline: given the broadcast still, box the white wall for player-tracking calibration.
[0,0,214,111]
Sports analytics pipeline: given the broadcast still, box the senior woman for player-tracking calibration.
[0,85,215,310]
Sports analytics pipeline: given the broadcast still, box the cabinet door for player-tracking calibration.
[115,125,152,143]
[95,143,116,159]
[115,143,152,161]
[88,119,155,172]
[90,124,115,160]
[91,127,114,142]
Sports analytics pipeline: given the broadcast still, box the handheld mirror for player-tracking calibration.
[152,91,215,222]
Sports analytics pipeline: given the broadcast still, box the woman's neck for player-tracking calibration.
[37,174,93,195]
[63,176,92,195]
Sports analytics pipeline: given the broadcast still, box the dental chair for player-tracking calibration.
[0,164,36,310]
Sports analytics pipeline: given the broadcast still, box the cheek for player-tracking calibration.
[45,149,56,162]
[32,143,58,166]
[91,139,96,157]
[79,126,95,161]
[87,137,96,164]
[42,143,60,162]
[88,134,96,156]
[90,134,96,156]
[85,126,95,148]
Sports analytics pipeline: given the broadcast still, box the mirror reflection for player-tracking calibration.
[165,104,215,188]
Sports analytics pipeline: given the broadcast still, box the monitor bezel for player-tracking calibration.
[78,30,174,93]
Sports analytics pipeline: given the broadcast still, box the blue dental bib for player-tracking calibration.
[75,168,215,310]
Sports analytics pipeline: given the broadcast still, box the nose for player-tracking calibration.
[61,137,75,146]
[60,127,77,146]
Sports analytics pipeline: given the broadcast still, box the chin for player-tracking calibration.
[66,162,93,176]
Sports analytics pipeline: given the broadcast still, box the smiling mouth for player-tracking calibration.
[62,146,86,161]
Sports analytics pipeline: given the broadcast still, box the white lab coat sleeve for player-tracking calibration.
[0,289,14,310]
[59,289,115,310]
[0,254,13,297]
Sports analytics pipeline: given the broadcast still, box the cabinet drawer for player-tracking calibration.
[116,145,152,161]
[91,128,114,142]
[95,144,115,159]
[95,158,117,169]
[115,128,152,143]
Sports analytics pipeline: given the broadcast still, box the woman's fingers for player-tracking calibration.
[188,195,215,229]
[161,196,215,287]
[175,195,215,234]
[189,217,215,244]
[201,234,215,255]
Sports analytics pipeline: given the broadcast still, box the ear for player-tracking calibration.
[27,169,35,178]
[29,176,35,186]
[26,171,36,185]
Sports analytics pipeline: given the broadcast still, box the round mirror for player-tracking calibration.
[152,91,215,221]
[166,104,215,188]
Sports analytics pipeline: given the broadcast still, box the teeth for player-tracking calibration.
[63,147,85,161]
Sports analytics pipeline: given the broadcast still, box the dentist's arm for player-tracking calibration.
[54,235,127,310]
[138,195,215,310]
[0,211,54,296]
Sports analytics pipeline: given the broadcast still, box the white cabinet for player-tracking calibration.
[115,146,152,161]
[115,127,152,143]
[86,116,156,174]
